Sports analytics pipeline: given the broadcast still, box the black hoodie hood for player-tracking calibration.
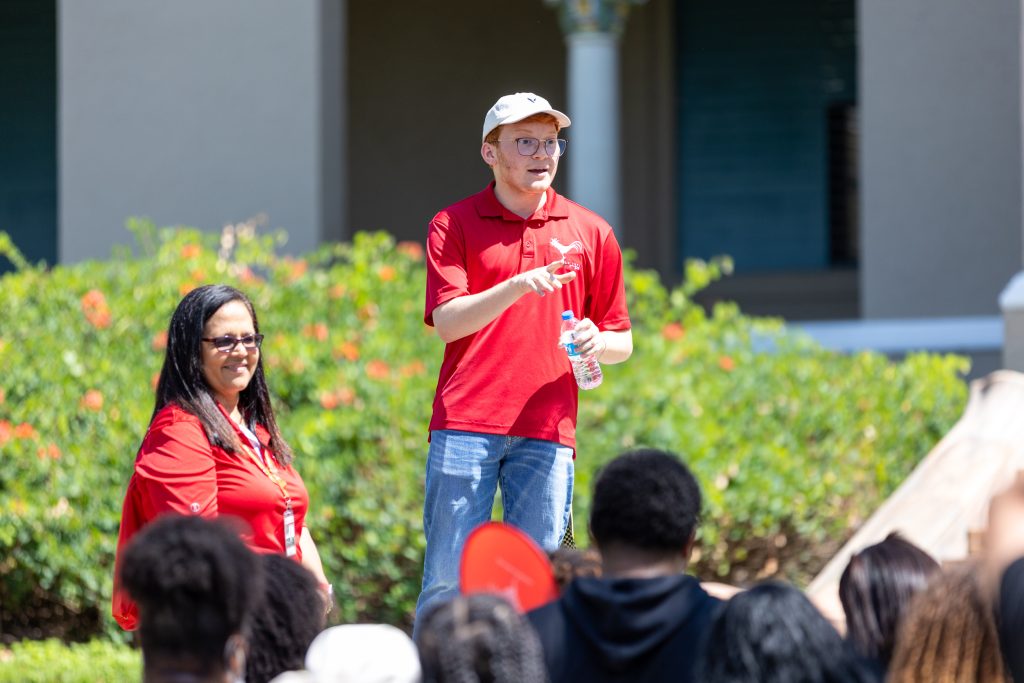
[559,574,718,672]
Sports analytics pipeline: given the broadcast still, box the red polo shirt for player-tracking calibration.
[111,402,309,630]
[425,183,631,448]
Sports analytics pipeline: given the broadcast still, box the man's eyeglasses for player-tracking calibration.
[494,137,567,158]
[202,334,265,353]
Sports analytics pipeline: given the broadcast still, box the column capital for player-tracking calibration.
[544,0,646,36]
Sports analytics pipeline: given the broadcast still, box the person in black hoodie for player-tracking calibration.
[527,448,720,682]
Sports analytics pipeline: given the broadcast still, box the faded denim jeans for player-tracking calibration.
[413,429,574,637]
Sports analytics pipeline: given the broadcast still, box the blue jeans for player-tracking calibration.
[414,429,574,634]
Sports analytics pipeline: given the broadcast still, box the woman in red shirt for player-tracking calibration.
[113,284,329,630]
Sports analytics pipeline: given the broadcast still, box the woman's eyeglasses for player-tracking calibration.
[201,334,264,353]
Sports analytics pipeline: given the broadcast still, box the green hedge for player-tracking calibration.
[0,221,968,640]
[0,639,138,682]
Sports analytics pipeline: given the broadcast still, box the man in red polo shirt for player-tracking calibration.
[415,92,633,630]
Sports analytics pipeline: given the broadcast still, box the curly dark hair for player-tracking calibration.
[418,594,547,683]
[589,448,702,553]
[697,581,878,683]
[246,554,326,683]
[119,514,264,676]
[154,283,294,464]
[839,532,939,669]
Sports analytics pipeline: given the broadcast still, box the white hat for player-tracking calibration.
[481,92,571,142]
[296,624,421,683]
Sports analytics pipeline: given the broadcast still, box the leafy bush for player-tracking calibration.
[0,639,139,682]
[0,222,968,641]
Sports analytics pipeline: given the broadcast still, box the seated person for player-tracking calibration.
[839,532,939,674]
[697,580,879,682]
[527,448,720,682]
[247,554,326,683]
[119,514,263,683]
[888,564,1008,682]
[419,593,546,683]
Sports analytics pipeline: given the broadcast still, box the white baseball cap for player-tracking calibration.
[481,92,571,142]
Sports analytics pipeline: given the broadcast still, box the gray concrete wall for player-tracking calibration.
[860,0,1022,318]
[59,0,344,260]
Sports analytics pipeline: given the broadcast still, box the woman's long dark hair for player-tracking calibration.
[839,532,939,669]
[697,581,880,683]
[153,284,294,465]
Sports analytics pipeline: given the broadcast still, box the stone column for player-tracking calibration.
[546,0,645,236]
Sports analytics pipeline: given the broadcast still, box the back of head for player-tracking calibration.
[839,532,939,669]
[119,514,263,677]
[590,448,701,555]
[246,554,325,683]
[888,564,1008,683]
[418,594,546,683]
[698,581,877,683]
[548,547,602,592]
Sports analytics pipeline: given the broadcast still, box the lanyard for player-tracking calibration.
[240,438,292,509]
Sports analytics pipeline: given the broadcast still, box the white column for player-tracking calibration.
[547,0,645,238]
[567,32,622,233]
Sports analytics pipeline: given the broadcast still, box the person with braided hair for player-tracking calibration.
[417,593,547,683]
[888,564,1010,683]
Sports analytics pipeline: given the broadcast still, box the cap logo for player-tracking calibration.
[527,96,537,102]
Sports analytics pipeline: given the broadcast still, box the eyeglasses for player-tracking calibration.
[494,137,567,158]
[202,334,264,353]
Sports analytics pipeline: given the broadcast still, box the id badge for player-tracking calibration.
[283,508,297,557]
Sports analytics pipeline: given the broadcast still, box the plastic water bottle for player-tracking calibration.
[560,310,603,390]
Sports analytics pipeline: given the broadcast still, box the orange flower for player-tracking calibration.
[334,386,355,406]
[0,420,11,446]
[400,360,426,377]
[397,241,424,261]
[80,289,107,310]
[283,258,308,282]
[319,391,340,410]
[332,341,360,362]
[329,283,347,300]
[181,243,202,259]
[238,266,260,285]
[179,281,197,296]
[81,289,112,329]
[190,268,207,282]
[37,444,61,461]
[151,372,161,391]
[81,389,104,412]
[304,323,329,342]
[718,356,736,372]
[152,330,168,351]
[358,303,379,321]
[366,360,390,380]
[377,265,396,282]
[14,422,36,440]
[662,323,685,341]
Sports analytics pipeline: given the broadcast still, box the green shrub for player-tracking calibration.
[0,222,968,640]
[0,639,139,682]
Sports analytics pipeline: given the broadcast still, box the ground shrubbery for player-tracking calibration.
[0,222,968,649]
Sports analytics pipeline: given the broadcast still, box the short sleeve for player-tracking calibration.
[584,228,631,332]
[424,211,469,326]
[134,418,218,518]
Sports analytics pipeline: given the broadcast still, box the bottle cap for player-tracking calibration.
[561,310,573,320]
